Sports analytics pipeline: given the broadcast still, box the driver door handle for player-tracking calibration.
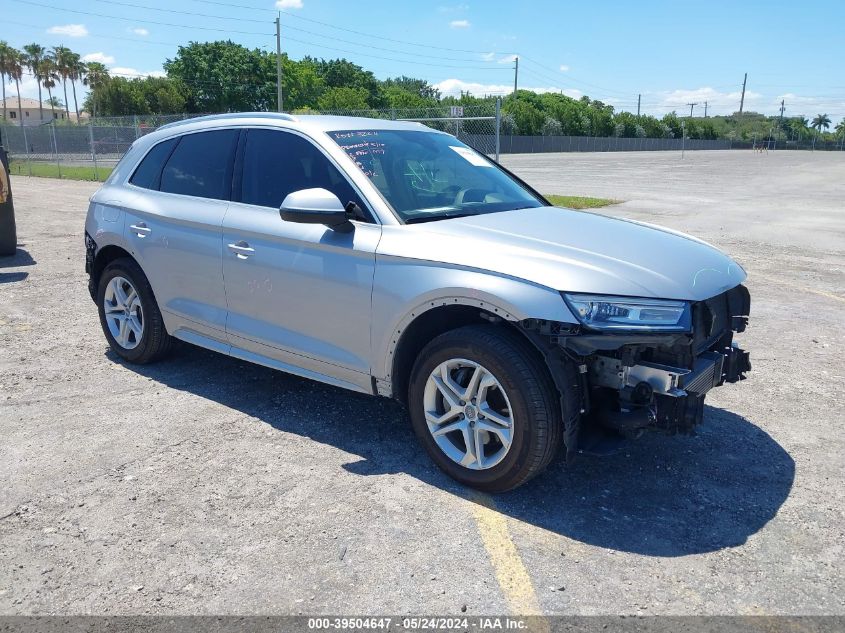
[227,240,255,259]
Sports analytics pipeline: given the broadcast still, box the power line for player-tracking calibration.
[89,0,507,65]
[9,0,273,36]
[188,0,518,56]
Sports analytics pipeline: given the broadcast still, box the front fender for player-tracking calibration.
[370,255,576,382]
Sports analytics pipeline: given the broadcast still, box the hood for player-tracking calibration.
[379,206,746,301]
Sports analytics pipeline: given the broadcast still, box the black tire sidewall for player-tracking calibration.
[408,327,555,491]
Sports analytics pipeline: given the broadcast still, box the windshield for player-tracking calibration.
[328,129,544,223]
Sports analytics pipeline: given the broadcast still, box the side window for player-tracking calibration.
[129,137,178,190]
[160,129,239,200]
[240,129,367,215]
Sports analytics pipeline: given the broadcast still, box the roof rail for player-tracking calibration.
[157,112,297,131]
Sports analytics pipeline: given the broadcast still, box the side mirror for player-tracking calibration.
[279,188,354,233]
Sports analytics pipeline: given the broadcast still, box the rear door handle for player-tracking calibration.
[227,241,255,259]
[129,223,151,238]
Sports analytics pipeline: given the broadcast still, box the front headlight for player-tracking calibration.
[562,293,691,332]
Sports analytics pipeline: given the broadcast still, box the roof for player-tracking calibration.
[156,112,432,134]
[1,97,53,108]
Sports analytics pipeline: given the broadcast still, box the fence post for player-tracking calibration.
[89,123,99,182]
[21,125,32,176]
[134,115,140,140]
[494,97,501,162]
[50,123,62,179]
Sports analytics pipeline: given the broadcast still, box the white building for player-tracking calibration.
[0,97,78,125]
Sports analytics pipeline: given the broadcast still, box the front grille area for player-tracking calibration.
[692,284,750,354]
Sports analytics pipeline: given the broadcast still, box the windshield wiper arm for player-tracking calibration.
[405,212,478,224]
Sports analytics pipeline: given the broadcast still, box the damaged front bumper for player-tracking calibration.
[523,284,751,456]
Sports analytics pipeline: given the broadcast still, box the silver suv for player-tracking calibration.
[84,113,751,492]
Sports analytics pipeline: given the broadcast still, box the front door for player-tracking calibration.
[222,128,380,392]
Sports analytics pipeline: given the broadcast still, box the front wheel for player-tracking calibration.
[408,324,562,492]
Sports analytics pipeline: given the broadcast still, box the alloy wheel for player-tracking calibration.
[103,275,144,350]
[422,358,514,470]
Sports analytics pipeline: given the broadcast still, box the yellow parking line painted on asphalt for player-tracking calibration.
[469,493,548,628]
[753,274,845,303]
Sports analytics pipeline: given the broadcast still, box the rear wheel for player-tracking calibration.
[408,324,562,492]
[97,258,172,364]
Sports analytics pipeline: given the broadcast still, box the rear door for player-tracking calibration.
[123,128,239,343]
[221,127,380,391]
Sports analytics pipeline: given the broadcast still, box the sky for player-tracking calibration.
[3,0,844,123]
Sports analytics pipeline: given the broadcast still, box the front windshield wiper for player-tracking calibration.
[405,212,479,224]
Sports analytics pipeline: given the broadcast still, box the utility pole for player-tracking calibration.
[687,102,698,117]
[703,101,708,117]
[779,99,785,118]
[275,14,283,112]
[739,72,747,114]
[513,56,519,97]
[637,93,641,116]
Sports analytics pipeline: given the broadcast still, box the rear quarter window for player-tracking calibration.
[129,138,178,190]
[159,129,240,200]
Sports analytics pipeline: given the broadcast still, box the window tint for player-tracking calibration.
[160,130,239,200]
[129,138,178,190]
[241,129,366,213]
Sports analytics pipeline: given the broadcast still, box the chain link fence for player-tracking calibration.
[3,102,840,180]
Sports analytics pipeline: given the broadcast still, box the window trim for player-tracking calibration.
[233,126,377,224]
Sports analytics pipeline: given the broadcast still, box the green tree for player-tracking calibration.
[810,113,831,135]
[316,86,370,111]
[7,48,24,125]
[67,52,85,122]
[0,41,16,121]
[165,41,274,112]
[836,118,845,138]
[38,56,60,120]
[82,62,110,118]
[22,43,47,121]
[382,76,440,101]
[306,57,384,107]
[52,45,75,121]
[281,56,324,110]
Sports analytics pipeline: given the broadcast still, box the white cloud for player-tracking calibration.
[129,27,149,36]
[110,67,166,78]
[481,52,495,61]
[47,24,89,37]
[497,54,517,64]
[2,74,41,101]
[449,19,470,28]
[82,52,115,65]
[275,0,303,8]
[434,78,582,100]
[559,64,570,72]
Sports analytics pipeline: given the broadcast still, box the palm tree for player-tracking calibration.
[39,57,60,121]
[810,113,831,150]
[7,49,24,126]
[67,54,84,122]
[22,43,47,121]
[836,118,845,138]
[811,113,831,135]
[53,45,74,121]
[0,41,15,121]
[83,62,109,119]
[789,116,808,142]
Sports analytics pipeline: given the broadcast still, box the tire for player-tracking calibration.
[96,257,173,364]
[408,324,562,492]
